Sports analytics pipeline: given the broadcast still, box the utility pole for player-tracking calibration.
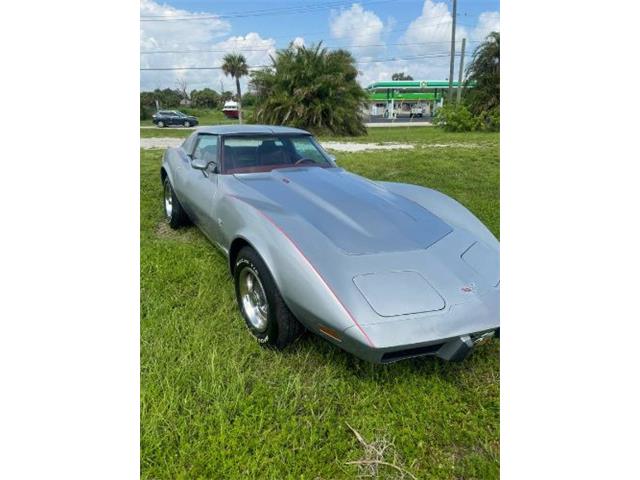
[456,38,466,104]
[447,0,457,102]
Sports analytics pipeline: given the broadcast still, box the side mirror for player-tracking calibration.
[328,154,336,163]
[191,157,209,170]
[191,158,218,175]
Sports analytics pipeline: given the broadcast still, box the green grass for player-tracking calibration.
[141,129,499,479]
[319,127,499,147]
[140,127,195,138]
[140,124,500,147]
[141,107,254,127]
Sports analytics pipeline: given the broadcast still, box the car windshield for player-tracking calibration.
[175,111,186,117]
[221,135,332,174]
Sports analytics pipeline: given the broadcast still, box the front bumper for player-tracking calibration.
[340,287,499,363]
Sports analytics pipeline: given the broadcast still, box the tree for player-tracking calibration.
[221,53,249,123]
[391,72,413,81]
[220,91,234,105]
[241,92,257,108]
[153,88,182,108]
[140,89,181,118]
[190,88,220,109]
[251,43,368,136]
[175,77,190,102]
[465,31,500,114]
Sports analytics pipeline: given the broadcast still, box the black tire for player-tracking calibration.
[234,246,304,349]
[163,177,189,228]
[184,121,191,127]
[157,121,165,128]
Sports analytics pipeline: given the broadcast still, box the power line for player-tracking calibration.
[140,12,463,42]
[140,39,481,55]
[216,13,459,42]
[141,0,350,18]
[140,0,395,21]
[140,52,471,71]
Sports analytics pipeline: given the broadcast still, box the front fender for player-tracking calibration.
[379,181,498,249]
[221,194,373,348]
[160,149,178,187]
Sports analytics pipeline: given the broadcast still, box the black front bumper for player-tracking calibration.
[379,330,498,363]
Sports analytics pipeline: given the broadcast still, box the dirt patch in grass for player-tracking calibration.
[155,222,201,243]
[323,141,414,152]
[142,138,417,152]
[141,137,183,149]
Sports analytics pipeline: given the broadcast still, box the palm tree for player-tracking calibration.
[250,43,368,136]
[221,53,249,123]
[465,31,500,114]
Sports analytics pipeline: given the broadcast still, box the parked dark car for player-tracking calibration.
[152,110,199,128]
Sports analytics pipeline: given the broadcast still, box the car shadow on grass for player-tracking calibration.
[277,328,499,384]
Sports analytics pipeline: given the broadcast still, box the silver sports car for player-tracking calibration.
[161,125,499,363]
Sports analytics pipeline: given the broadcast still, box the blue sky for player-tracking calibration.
[140,0,500,92]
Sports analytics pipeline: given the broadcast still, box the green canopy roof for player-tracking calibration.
[366,80,474,90]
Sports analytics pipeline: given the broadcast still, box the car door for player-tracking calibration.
[181,134,222,242]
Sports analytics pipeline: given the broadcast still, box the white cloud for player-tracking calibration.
[356,1,499,84]
[292,37,305,48]
[140,1,275,92]
[140,0,230,49]
[329,3,386,58]
[140,0,500,91]
[472,11,500,42]
[402,0,469,57]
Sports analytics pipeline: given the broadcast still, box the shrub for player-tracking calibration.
[251,43,368,136]
[434,104,480,132]
[477,106,500,132]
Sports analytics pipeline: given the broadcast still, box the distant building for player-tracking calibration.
[366,80,473,119]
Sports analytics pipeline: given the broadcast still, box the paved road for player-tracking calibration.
[140,119,432,130]
[366,120,432,127]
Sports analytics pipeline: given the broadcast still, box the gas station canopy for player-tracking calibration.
[366,80,474,101]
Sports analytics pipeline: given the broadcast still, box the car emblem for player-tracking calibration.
[461,283,476,293]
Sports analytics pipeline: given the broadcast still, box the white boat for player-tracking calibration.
[222,101,239,119]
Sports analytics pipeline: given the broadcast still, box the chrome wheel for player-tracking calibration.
[184,121,190,127]
[238,266,269,332]
[164,180,173,220]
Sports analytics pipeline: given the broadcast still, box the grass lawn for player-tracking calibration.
[140,124,499,147]
[140,128,499,479]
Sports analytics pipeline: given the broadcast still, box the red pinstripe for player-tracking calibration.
[228,194,375,347]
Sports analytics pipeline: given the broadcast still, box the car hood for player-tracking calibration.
[234,167,452,255]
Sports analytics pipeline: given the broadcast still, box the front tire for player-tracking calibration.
[163,177,189,228]
[234,247,304,349]
[184,121,191,127]
[157,121,165,128]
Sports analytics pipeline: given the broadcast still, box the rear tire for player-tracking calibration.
[234,246,304,349]
[163,177,189,228]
